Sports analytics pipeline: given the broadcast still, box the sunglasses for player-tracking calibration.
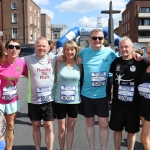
[8,45,21,50]
[91,37,104,41]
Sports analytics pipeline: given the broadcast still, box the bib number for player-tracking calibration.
[138,83,150,99]
[37,86,52,103]
[2,86,17,100]
[91,72,106,87]
[118,85,134,102]
[60,86,76,101]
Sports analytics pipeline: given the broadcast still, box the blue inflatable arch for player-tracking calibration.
[56,27,121,49]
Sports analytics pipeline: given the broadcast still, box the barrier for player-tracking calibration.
[56,27,121,49]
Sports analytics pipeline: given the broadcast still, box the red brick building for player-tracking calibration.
[0,0,51,44]
[122,0,150,43]
[114,21,122,37]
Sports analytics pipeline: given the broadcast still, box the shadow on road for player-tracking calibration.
[121,139,144,150]
[13,145,47,150]
[16,112,28,118]
[15,119,32,126]
[15,112,31,126]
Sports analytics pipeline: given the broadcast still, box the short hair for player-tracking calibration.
[63,40,78,61]
[35,37,48,46]
[48,40,55,46]
[90,29,104,37]
[146,43,150,50]
[5,38,21,49]
[119,36,133,47]
[135,49,144,56]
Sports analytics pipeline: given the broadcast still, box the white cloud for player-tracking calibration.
[41,8,54,19]
[78,12,123,29]
[32,0,49,5]
[55,0,127,12]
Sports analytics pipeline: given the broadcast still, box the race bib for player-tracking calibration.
[2,86,17,100]
[60,86,76,101]
[118,85,134,102]
[91,72,106,87]
[37,86,52,103]
[138,83,150,99]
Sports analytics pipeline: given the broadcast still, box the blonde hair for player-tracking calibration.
[63,41,78,61]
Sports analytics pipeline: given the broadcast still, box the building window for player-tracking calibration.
[34,19,36,26]
[128,11,130,19]
[38,22,40,28]
[12,14,17,23]
[53,34,57,38]
[34,10,36,15]
[11,2,17,9]
[34,32,36,41]
[30,30,32,40]
[124,15,125,23]
[140,7,150,13]
[128,23,130,30]
[30,16,32,24]
[37,12,39,17]
[126,13,128,21]
[126,24,127,32]
[12,28,17,38]
[30,6,32,12]
[140,19,150,25]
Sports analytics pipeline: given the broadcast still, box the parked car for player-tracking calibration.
[19,44,35,57]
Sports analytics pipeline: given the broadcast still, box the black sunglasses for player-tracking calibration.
[91,37,104,41]
[8,45,21,50]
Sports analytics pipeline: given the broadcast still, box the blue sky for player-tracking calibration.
[33,0,130,30]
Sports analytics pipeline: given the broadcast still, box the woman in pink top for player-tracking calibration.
[0,39,27,150]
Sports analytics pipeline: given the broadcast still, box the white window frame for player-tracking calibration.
[34,19,36,26]
[38,22,40,28]
[30,30,32,40]
[11,2,17,9]
[30,6,32,12]
[34,10,36,15]
[30,16,32,24]
[34,32,36,41]
[12,14,17,23]
[128,11,130,19]
[12,28,17,38]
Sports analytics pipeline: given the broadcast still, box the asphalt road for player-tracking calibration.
[12,77,144,150]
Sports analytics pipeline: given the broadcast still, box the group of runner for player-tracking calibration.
[0,29,150,150]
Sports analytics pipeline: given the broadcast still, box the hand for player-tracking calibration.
[132,52,143,61]
[76,56,82,65]
[57,55,64,62]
